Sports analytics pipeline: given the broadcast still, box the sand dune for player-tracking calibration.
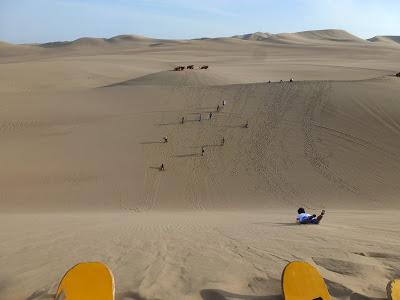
[368,36,400,47]
[39,34,157,48]
[293,29,365,42]
[232,29,366,45]
[232,32,273,41]
[105,69,233,87]
[3,77,400,212]
[1,31,400,300]
[0,41,44,57]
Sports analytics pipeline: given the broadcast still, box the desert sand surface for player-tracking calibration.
[1,29,400,300]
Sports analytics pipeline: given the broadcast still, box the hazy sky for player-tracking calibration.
[1,0,399,43]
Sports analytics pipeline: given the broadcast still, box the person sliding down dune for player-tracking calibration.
[296,208,325,224]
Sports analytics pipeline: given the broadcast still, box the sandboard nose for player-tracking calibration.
[55,262,115,300]
[387,279,400,300]
[282,261,331,300]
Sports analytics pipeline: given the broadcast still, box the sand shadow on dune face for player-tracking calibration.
[325,279,353,298]
[149,166,163,171]
[158,121,182,126]
[189,143,223,149]
[116,291,156,300]
[175,153,202,158]
[25,290,54,300]
[270,222,300,227]
[158,119,201,126]
[200,289,281,300]
[222,124,248,129]
[140,141,163,145]
[365,252,400,260]
[349,293,386,300]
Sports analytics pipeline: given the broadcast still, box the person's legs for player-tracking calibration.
[316,210,325,223]
[311,210,325,224]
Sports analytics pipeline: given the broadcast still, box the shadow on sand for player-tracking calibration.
[25,290,153,300]
[222,124,248,129]
[25,290,55,300]
[200,285,385,300]
[140,141,163,145]
[189,143,222,149]
[149,166,163,171]
[175,153,202,158]
[158,119,202,126]
[251,222,299,227]
[272,222,301,227]
[158,121,182,126]
[116,291,154,300]
[200,289,281,300]
[349,294,385,300]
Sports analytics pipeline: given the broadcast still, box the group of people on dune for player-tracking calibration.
[159,99,229,170]
[157,79,325,225]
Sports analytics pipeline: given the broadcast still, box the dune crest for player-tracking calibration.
[232,32,272,41]
[368,36,400,47]
[232,29,366,44]
[105,69,232,87]
[38,34,158,48]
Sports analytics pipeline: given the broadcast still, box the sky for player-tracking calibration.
[0,0,399,44]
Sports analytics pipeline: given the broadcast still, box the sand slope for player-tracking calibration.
[0,211,399,300]
[232,32,273,41]
[293,29,365,43]
[368,36,400,47]
[39,34,157,49]
[1,75,400,212]
[105,69,233,87]
[232,29,366,45]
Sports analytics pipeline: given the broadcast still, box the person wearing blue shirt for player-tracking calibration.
[296,208,325,224]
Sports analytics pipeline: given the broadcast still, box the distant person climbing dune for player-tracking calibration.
[181,117,185,124]
[160,164,165,171]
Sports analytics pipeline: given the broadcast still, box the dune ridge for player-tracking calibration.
[0,29,386,51]
[231,29,366,44]
[368,36,400,47]
[38,34,157,48]
[104,70,233,87]
[232,32,273,41]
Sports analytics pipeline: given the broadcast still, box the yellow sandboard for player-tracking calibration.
[55,262,115,300]
[387,279,400,300]
[282,261,331,300]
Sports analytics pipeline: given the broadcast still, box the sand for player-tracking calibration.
[0,29,400,300]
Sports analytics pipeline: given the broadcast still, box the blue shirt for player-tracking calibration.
[297,213,311,223]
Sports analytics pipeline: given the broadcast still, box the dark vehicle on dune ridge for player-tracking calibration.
[396,72,400,77]
[200,65,209,69]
